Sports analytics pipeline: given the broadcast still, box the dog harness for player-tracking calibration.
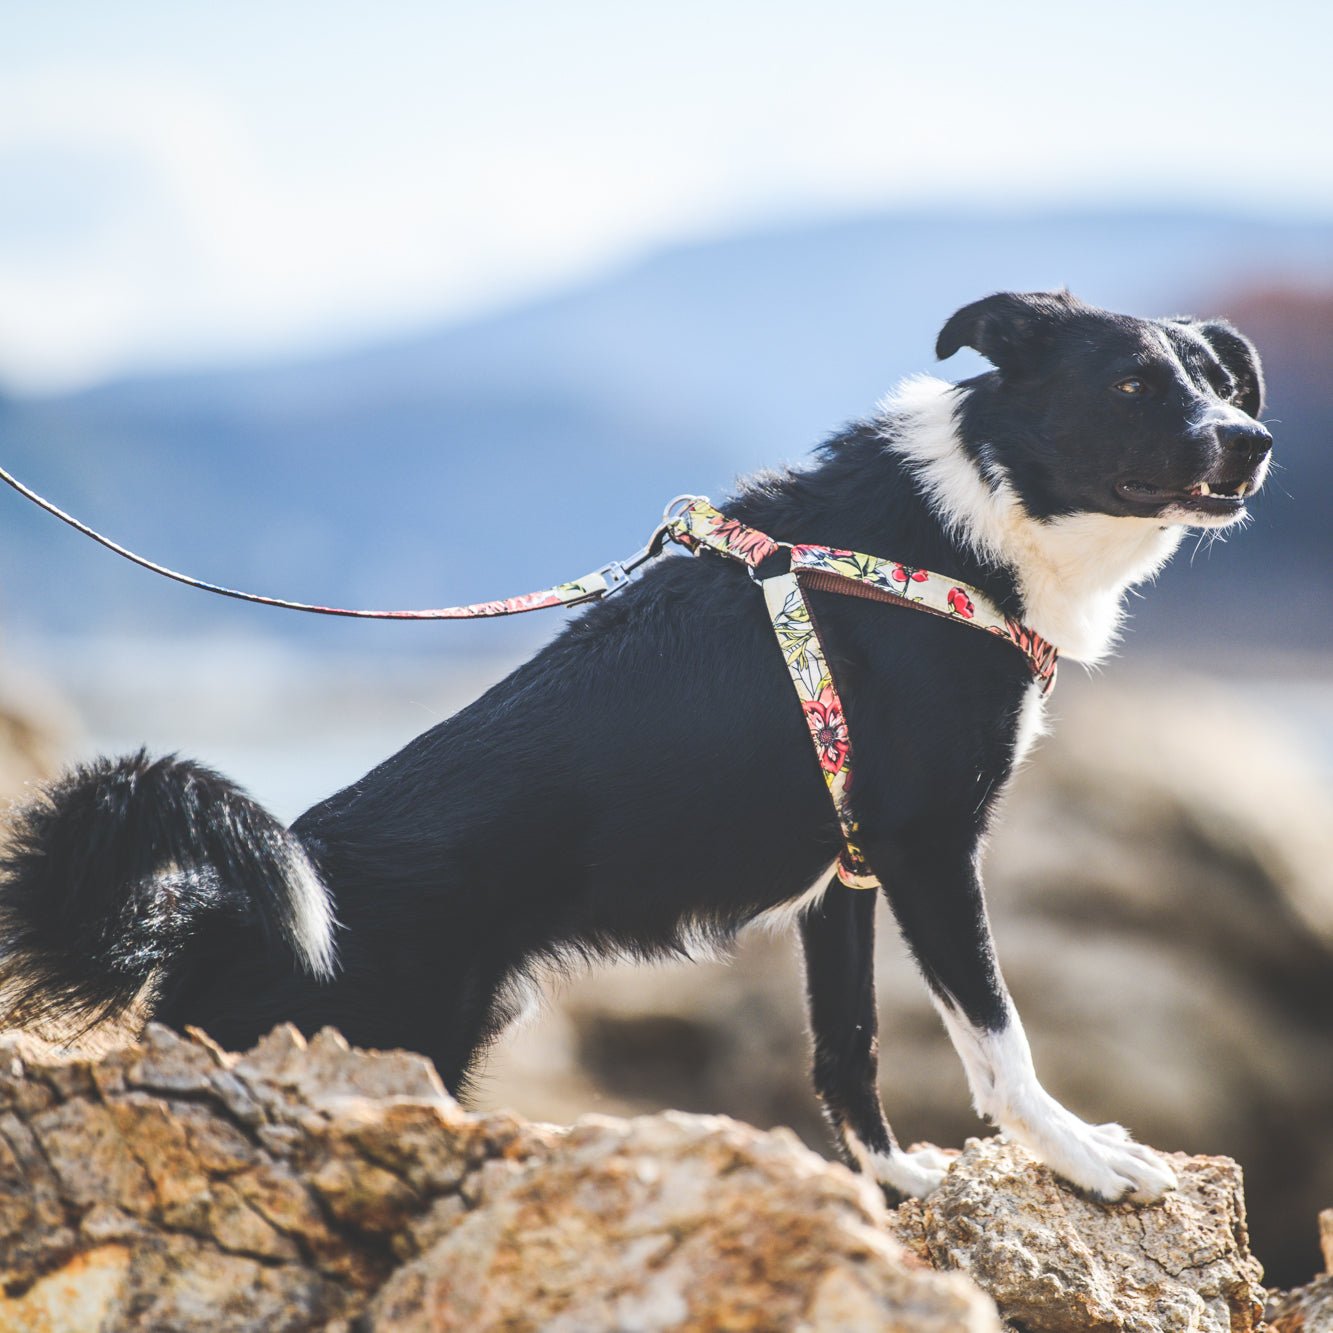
[661,498,1058,888]
[0,466,1059,890]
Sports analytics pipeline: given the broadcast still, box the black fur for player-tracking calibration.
[0,291,1271,1190]
[0,750,329,1034]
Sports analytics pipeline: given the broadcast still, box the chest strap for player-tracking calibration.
[662,498,1058,889]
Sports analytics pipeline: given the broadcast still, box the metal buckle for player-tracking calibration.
[598,558,632,591]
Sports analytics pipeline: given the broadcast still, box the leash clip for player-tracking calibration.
[568,508,688,608]
[609,495,708,583]
[598,558,633,591]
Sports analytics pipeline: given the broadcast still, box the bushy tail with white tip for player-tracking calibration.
[0,750,336,1035]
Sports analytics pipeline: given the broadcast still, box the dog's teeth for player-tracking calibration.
[1236,480,1250,497]
[1198,481,1212,496]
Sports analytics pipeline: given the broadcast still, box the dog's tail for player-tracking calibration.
[0,750,336,1035]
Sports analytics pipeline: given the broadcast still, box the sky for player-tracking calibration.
[2,0,1331,393]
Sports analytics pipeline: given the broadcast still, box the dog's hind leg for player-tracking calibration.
[875,839,1178,1204]
[799,877,953,1198]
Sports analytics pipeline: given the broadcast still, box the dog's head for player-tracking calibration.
[936,290,1270,528]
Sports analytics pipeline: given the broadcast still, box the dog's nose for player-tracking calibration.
[1218,421,1272,462]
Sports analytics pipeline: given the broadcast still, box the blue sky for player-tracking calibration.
[2,0,1330,391]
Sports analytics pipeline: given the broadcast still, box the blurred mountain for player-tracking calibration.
[0,209,1329,653]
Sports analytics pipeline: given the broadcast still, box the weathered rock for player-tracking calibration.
[1267,1211,1333,1332]
[1268,1275,1333,1332]
[371,1111,999,1332]
[0,1023,1001,1332]
[891,1136,1266,1333]
[0,1020,1290,1331]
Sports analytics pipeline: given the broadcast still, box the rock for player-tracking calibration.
[891,1135,1267,1333]
[1267,1211,1333,1332]
[0,1023,1002,1332]
[0,1022,1299,1330]
[1268,1276,1333,1332]
[370,1111,999,1332]
[0,1020,1291,1332]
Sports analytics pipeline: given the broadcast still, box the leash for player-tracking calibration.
[0,466,1057,890]
[0,463,682,620]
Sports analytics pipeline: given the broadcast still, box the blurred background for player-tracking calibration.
[0,0,1330,1287]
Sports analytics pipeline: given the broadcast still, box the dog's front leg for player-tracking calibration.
[876,841,1178,1204]
[799,875,953,1198]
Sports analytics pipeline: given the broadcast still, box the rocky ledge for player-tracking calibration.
[0,1024,1325,1332]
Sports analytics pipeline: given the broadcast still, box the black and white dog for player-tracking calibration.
[0,290,1271,1205]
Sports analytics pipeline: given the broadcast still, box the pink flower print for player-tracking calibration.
[710,518,780,565]
[803,686,850,774]
[891,564,929,586]
[947,587,975,618]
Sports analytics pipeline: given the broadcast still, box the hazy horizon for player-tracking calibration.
[4,1,1332,393]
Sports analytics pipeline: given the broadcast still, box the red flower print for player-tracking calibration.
[803,686,850,774]
[947,587,975,618]
[711,518,780,565]
[891,564,929,585]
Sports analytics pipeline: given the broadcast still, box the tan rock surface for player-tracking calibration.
[0,1023,1001,1332]
[1267,1211,1333,1332]
[0,1022,1298,1331]
[892,1135,1266,1333]
[1268,1275,1333,1332]
[370,1111,998,1332]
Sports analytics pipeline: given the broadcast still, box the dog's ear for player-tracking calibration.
[935,290,1084,372]
[1178,318,1266,419]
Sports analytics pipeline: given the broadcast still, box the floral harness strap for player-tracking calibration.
[662,498,1059,890]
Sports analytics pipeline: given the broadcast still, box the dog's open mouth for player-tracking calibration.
[1115,477,1252,516]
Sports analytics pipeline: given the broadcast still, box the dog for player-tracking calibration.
[0,290,1270,1205]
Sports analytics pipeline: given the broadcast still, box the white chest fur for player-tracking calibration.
[1011,682,1049,769]
[878,376,1183,664]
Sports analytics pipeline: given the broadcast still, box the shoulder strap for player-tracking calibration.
[791,546,1059,695]
[663,499,1057,693]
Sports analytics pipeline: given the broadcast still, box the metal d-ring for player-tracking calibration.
[661,494,706,523]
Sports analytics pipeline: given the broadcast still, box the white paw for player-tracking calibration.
[870,1143,954,1198]
[1002,1093,1177,1203]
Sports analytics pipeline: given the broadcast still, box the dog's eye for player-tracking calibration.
[1112,377,1149,396]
